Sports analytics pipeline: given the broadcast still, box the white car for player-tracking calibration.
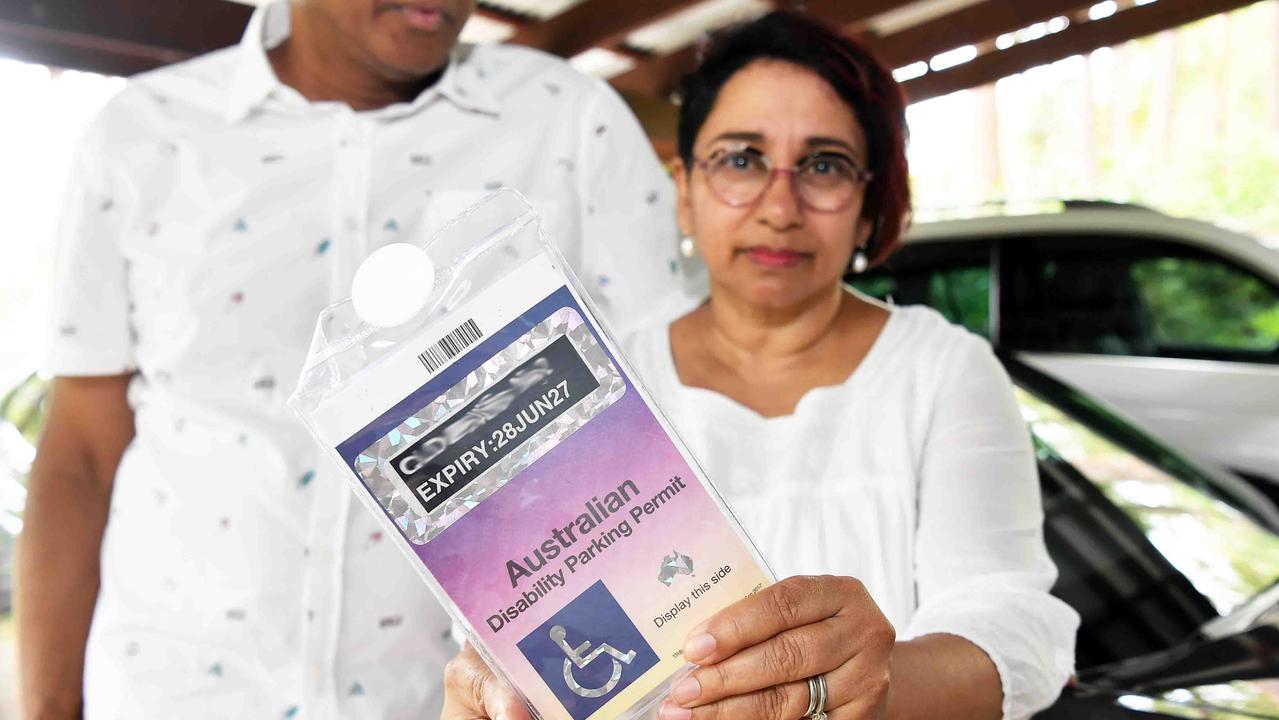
[852,201,1279,498]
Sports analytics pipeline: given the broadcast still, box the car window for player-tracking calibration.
[1130,256,1279,354]
[848,240,991,337]
[1001,236,1279,361]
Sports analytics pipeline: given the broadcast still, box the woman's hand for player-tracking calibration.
[658,575,895,720]
[441,643,531,720]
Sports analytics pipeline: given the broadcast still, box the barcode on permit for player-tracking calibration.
[418,319,483,372]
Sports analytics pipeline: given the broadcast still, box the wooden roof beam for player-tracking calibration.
[506,0,690,59]
[793,0,929,29]
[472,3,536,27]
[608,0,920,101]
[0,0,250,76]
[901,0,1264,103]
[610,44,697,99]
[866,0,1099,69]
[0,17,186,76]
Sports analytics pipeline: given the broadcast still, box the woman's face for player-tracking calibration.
[674,60,872,311]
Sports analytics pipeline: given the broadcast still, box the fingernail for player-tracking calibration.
[672,676,701,705]
[659,700,693,720]
[684,633,716,662]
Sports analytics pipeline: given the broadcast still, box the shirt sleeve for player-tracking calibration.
[43,114,136,377]
[575,81,702,338]
[902,333,1079,720]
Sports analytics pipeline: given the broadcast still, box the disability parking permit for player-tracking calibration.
[326,255,772,720]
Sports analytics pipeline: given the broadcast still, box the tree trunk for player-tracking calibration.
[1111,42,1132,193]
[1151,30,1178,162]
[1084,52,1098,197]
[1270,0,1279,131]
[973,83,1002,204]
[1217,12,1235,141]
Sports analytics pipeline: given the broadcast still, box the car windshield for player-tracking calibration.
[1017,387,1279,616]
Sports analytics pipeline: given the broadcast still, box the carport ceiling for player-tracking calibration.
[0,0,1261,105]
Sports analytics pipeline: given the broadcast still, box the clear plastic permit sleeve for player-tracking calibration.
[289,190,774,720]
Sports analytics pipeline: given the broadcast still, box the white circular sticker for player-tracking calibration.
[351,243,436,328]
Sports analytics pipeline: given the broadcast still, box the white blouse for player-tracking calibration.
[623,300,1080,720]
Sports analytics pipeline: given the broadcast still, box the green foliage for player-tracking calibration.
[851,266,992,337]
[928,267,991,337]
[848,275,897,302]
[1253,305,1279,337]
[0,373,47,446]
[1131,258,1279,352]
[913,2,1279,240]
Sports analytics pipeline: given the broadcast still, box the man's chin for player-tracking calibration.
[375,48,455,82]
[367,19,462,75]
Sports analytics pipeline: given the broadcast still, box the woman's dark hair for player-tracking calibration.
[676,11,911,266]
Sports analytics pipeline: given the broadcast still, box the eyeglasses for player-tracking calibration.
[693,144,874,213]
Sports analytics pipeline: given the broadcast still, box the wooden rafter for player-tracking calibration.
[901,0,1264,103]
[866,0,1099,69]
[609,0,919,101]
[473,3,535,27]
[611,44,697,98]
[2,0,1259,161]
[506,0,689,58]
[795,0,926,28]
[0,0,249,76]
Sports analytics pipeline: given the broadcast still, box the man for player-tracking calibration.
[17,1,690,717]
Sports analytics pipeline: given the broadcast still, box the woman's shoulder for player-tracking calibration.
[875,302,1003,387]
[883,302,990,354]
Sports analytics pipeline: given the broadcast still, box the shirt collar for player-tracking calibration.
[224,1,500,123]
[224,0,291,124]
[413,44,502,119]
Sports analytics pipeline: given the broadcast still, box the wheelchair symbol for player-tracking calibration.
[550,625,637,698]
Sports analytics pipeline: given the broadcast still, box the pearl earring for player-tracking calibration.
[851,248,869,274]
[679,235,697,259]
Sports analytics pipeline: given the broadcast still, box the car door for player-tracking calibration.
[998,235,1279,498]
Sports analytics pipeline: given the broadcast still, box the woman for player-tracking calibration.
[443,12,1078,720]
